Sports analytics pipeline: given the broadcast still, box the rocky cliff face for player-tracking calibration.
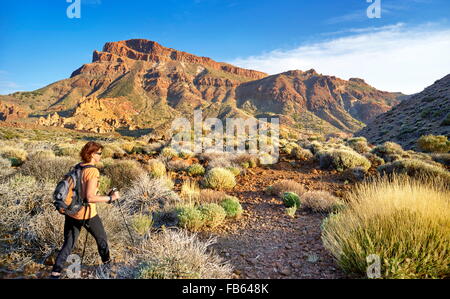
[0,101,28,121]
[357,74,450,149]
[0,39,405,136]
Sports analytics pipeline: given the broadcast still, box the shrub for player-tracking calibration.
[347,138,371,154]
[341,167,367,183]
[161,147,178,159]
[20,156,78,182]
[144,159,167,178]
[417,135,450,153]
[268,180,305,197]
[378,159,450,183]
[371,142,405,162]
[198,203,226,229]
[282,143,299,155]
[302,191,344,213]
[27,150,55,161]
[132,230,232,279]
[220,196,243,218]
[318,149,371,172]
[202,168,236,190]
[54,144,79,159]
[305,141,324,155]
[322,175,450,279]
[103,160,146,190]
[282,192,301,208]
[0,146,28,166]
[186,164,205,177]
[122,173,180,214]
[132,214,153,236]
[364,153,385,168]
[176,206,205,231]
[291,147,313,161]
[199,189,226,204]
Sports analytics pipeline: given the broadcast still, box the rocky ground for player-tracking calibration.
[198,159,350,279]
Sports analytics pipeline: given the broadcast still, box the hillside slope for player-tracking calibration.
[357,74,450,150]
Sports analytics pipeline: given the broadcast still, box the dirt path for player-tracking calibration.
[200,160,349,279]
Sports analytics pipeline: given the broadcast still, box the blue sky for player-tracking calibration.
[0,0,449,95]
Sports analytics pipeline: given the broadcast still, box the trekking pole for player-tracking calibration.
[110,188,135,246]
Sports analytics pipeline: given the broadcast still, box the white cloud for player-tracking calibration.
[229,23,450,94]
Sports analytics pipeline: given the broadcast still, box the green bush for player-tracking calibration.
[176,206,205,231]
[202,168,236,190]
[417,135,450,153]
[318,149,371,172]
[282,192,301,208]
[132,214,153,236]
[198,203,226,228]
[186,163,205,176]
[378,159,450,183]
[220,196,243,218]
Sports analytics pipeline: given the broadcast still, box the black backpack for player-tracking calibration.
[53,163,97,216]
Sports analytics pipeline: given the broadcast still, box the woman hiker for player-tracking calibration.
[51,141,120,279]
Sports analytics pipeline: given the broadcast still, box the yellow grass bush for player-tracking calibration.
[202,167,236,190]
[322,175,450,279]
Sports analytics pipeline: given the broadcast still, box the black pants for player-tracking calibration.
[52,215,111,273]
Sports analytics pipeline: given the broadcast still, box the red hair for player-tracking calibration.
[80,142,103,163]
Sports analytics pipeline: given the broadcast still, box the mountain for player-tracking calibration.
[0,39,405,136]
[357,74,450,150]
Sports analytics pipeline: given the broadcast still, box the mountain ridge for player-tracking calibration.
[0,39,406,137]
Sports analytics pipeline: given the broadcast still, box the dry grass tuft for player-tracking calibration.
[322,175,450,279]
